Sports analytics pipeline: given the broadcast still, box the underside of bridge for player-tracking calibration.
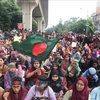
[17,0,48,31]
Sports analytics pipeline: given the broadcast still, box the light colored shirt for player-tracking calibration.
[24,85,57,100]
[91,86,100,100]
[82,70,98,82]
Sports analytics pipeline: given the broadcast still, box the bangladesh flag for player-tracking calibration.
[86,25,94,37]
[12,34,59,61]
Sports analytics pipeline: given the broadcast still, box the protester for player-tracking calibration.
[82,67,98,90]
[61,54,71,71]
[49,61,66,78]
[79,56,88,73]
[0,56,8,88]
[0,87,4,100]
[4,62,22,90]
[3,76,27,100]
[48,70,64,99]
[91,86,100,100]
[73,52,81,62]
[67,59,81,77]
[1,29,100,100]
[24,75,56,100]
[63,76,90,100]
[64,67,78,91]
[25,60,45,89]
[53,53,62,67]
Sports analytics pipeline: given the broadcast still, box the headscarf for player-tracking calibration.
[10,51,18,62]
[71,59,79,67]
[86,53,92,63]
[68,59,81,77]
[49,70,62,93]
[8,63,17,80]
[74,52,81,62]
[69,76,89,100]
[50,69,60,77]
[92,49,97,59]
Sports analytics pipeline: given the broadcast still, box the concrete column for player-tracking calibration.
[42,20,45,32]
[36,17,42,32]
[21,1,38,31]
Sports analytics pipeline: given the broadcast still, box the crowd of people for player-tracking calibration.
[0,29,100,100]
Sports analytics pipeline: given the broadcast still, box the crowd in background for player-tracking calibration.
[0,29,100,100]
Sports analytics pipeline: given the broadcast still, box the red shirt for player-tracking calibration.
[27,68,45,82]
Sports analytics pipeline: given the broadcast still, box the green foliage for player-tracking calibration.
[0,0,22,30]
[32,18,38,32]
[46,17,96,34]
[0,0,38,31]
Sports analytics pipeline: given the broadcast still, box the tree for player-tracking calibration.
[46,17,96,34]
[0,0,22,30]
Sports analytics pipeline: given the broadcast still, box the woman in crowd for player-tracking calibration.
[79,56,88,73]
[91,49,97,59]
[63,76,90,100]
[61,54,71,71]
[85,53,93,68]
[64,67,78,92]
[48,70,64,99]
[4,62,22,90]
[0,87,4,100]
[43,55,53,74]
[25,60,45,89]
[0,56,8,88]
[53,53,62,67]
[10,50,18,62]
[73,52,81,62]
[49,61,66,78]
[67,59,81,77]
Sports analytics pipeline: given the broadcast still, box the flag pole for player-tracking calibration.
[86,9,88,36]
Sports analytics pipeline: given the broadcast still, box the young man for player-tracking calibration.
[3,76,27,100]
[25,75,57,100]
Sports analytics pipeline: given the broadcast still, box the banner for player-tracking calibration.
[18,23,24,30]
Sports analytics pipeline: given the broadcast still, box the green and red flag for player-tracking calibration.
[86,25,94,37]
[12,34,59,61]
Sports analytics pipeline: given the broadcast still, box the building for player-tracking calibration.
[93,0,100,32]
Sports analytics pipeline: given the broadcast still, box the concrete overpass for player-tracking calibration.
[17,0,48,32]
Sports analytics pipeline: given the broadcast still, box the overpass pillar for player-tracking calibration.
[42,20,45,32]
[36,17,43,32]
[21,1,38,31]
[36,18,46,32]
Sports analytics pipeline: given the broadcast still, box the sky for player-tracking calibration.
[47,0,98,28]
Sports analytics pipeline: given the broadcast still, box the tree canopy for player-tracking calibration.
[46,17,96,34]
[0,0,37,31]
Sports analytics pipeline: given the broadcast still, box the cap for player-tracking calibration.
[88,67,96,75]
